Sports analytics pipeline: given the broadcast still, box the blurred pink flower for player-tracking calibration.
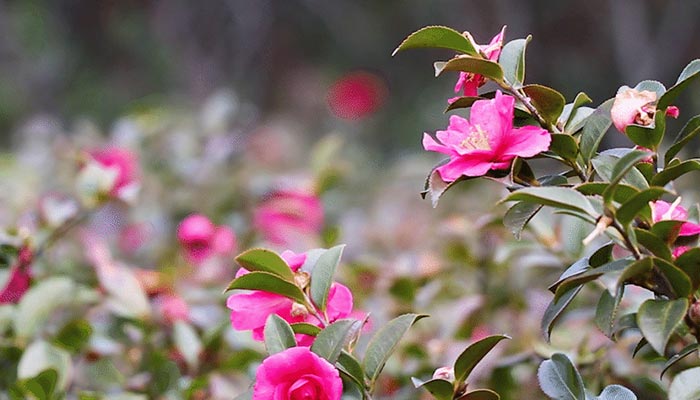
[253,346,342,400]
[0,247,32,304]
[227,250,354,346]
[651,199,700,236]
[89,147,139,199]
[253,190,324,246]
[327,71,387,120]
[155,293,190,324]
[449,26,506,102]
[611,88,680,133]
[177,214,237,265]
[424,91,551,182]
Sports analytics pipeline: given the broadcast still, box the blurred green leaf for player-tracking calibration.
[363,313,427,384]
[459,389,501,400]
[14,277,78,339]
[503,201,542,240]
[651,159,700,187]
[522,84,566,126]
[504,186,596,216]
[225,271,306,304]
[454,334,510,385]
[579,99,613,166]
[411,377,454,400]
[537,353,586,400]
[20,368,59,400]
[661,343,700,379]
[541,285,582,342]
[173,320,203,370]
[53,319,93,353]
[235,248,294,281]
[637,298,688,355]
[665,115,700,165]
[393,26,478,56]
[499,36,531,88]
[17,341,72,392]
[310,245,345,311]
[668,366,700,400]
[311,319,360,363]
[658,59,700,109]
[434,57,504,82]
[634,80,666,99]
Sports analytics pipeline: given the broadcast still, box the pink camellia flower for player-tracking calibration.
[424,91,551,182]
[611,88,680,133]
[327,71,387,120]
[651,198,700,236]
[0,246,32,304]
[253,189,324,247]
[673,246,690,259]
[253,346,342,400]
[177,214,237,265]
[449,26,506,103]
[227,250,353,346]
[89,147,140,200]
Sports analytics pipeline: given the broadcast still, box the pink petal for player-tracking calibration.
[227,291,294,337]
[679,222,700,236]
[666,106,680,119]
[423,133,455,156]
[500,125,551,158]
[280,250,307,272]
[326,283,354,322]
[469,91,514,148]
[436,155,494,181]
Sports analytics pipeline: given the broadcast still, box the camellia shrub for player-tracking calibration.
[2,21,700,400]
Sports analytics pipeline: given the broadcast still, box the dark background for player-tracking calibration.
[1,0,698,152]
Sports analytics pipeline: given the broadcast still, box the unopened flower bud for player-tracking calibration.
[294,271,311,289]
[291,302,309,318]
[432,366,455,382]
[611,88,657,133]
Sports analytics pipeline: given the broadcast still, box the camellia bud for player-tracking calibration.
[290,302,309,318]
[432,366,455,382]
[611,88,657,133]
[294,271,311,289]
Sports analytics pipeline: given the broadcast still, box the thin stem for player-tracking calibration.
[611,220,641,260]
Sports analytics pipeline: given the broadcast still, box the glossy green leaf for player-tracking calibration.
[576,183,639,204]
[664,115,700,165]
[658,59,700,109]
[264,315,297,355]
[434,56,504,82]
[290,322,322,336]
[651,159,700,187]
[411,377,454,400]
[537,353,586,400]
[549,257,591,293]
[617,257,653,289]
[591,153,649,190]
[337,351,365,389]
[550,134,579,161]
[654,257,692,298]
[625,110,666,150]
[503,201,542,240]
[615,187,668,226]
[363,313,428,384]
[650,220,684,244]
[459,389,501,400]
[393,26,478,56]
[661,343,700,379]
[564,107,595,135]
[225,271,306,304]
[595,288,623,338]
[499,36,531,87]
[503,187,596,216]
[633,229,672,260]
[522,84,566,126]
[674,248,700,291]
[454,334,510,385]
[542,285,582,342]
[637,298,688,355]
[311,319,361,363]
[560,92,593,128]
[668,366,700,400]
[601,150,651,204]
[445,96,484,112]
[579,99,613,165]
[310,245,345,311]
[594,385,637,400]
[235,248,294,281]
[590,243,615,267]
[554,259,631,301]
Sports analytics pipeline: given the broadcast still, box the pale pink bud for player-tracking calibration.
[666,105,680,119]
[177,214,216,264]
[432,366,455,381]
[212,226,237,256]
[88,147,140,201]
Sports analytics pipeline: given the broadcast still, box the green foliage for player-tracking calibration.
[225,271,307,303]
[499,36,531,88]
[434,57,504,83]
[393,26,478,56]
[263,314,297,354]
[310,319,361,363]
[235,248,295,281]
[309,245,345,311]
[637,298,688,356]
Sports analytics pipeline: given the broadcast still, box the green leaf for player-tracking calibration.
[392,26,478,56]
[595,385,637,400]
[537,353,586,400]
[661,343,700,379]
[363,313,428,384]
[579,99,614,165]
[17,341,72,392]
[264,314,297,355]
[595,288,623,338]
[550,134,579,161]
[669,366,700,400]
[651,159,700,187]
[564,107,595,135]
[20,369,59,400]
[674,248,700,291]
[445,96,485,112]
[14,277,80,339]
[590,243,615,267]
[654,257,692,298]
[503,202,542,240]
[625,110,666,150]
[522,84,566,126]
[173,321,203,369]
[422,165,468,208]
[549,258,591,293]
[337,351,365,389]
[601,150,652,204]
[617,257,653,288]
[225,271,306,304]
[650,220,684,244]
[665,116,700,165]
[658,59,700,109]
[454,334,510,385]
[504,186,596,217]
[411,377,454,400]
[290,322,322,336]
[311,319,361,363]
[310,245,345,311]
[499,36,531,87]
[591,153,649,190]
[615,187,668,226]
[434,56,504,82]
[541,285,582,342]
[633,229,672,260]
[576,183,639,204]
[637,298,688,355]
[634,80,666,99]
[560,92,593,128]
[235,248,295,281]
[53,319,93,353]
[459,389,501,400]
[632,337,649,358]
[553,259,631,301]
